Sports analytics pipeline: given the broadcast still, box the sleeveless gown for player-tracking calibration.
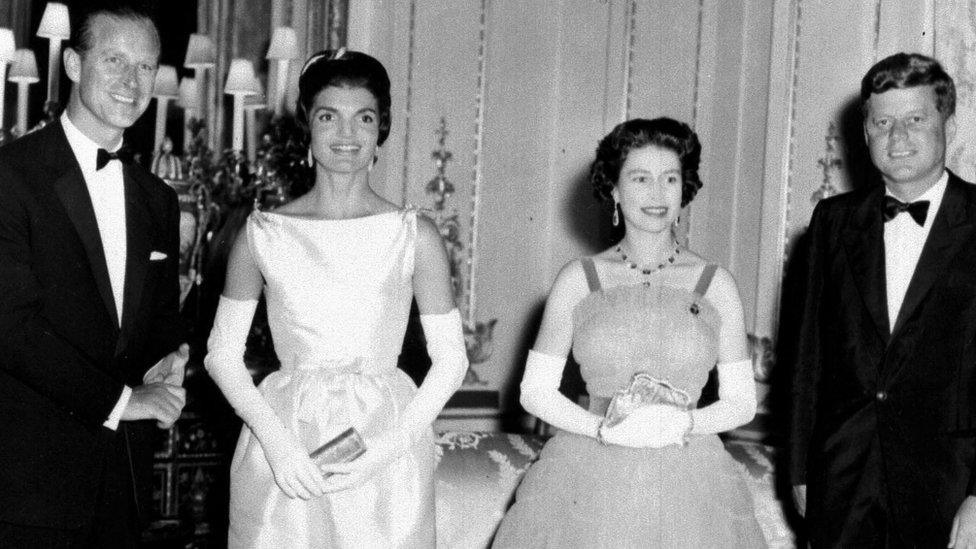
[226,208,435,548]
[493,260,766,548]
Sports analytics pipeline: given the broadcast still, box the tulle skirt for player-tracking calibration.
[493,431,766,549]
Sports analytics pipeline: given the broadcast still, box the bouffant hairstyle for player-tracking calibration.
[296,49,392,146]
[860,52,955,118]
[590,118,703,208]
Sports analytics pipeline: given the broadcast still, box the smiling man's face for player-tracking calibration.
[64,13,160,147]
[864,84,954,198]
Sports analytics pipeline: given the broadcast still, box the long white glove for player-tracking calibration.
[403,308,468,440]
[689,358,756,434]
[520,349,603,438]
[322,308,468,491]
[204,296,326,499]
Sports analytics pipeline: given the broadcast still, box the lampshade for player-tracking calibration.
[153,65,179,98]
[0,28,15,64]
[266,27,298,60]
[8,49,39,83]
[36,3,71,40]
[184,34,216,69]
[177,77,198,109]
[244,78,266,109]
[224,59,259,95]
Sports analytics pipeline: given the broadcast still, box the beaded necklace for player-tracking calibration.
[616,241,680,286]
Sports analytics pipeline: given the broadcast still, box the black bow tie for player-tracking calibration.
[882,195,930,226]
[96,147,134,170]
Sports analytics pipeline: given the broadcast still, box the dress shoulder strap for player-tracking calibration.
[692,264,718,298]
[580,257,602,292]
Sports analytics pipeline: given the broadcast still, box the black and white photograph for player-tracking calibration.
[1,1,974,547]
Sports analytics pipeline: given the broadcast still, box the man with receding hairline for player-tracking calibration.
[791,52,976,548]
[0,5,187,547]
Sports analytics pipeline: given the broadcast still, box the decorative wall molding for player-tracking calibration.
[811,122,842,204]
[690,0,706,128]
[423,118,497,384]
[466,0,490,329]
[872,0,884,55]
[624,0,637,119]
[782,0,803,269]
[398,0,418,202]
[387,0,498,386]
[751,0,801,341]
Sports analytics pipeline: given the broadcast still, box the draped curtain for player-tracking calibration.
[874,0,976,182]
[0,0,32,44]
[935,0,976,182]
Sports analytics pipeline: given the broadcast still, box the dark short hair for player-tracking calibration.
[70,3,159,53]
[861,52,955,118]
[297,50,392,146]
[590,118,703,207]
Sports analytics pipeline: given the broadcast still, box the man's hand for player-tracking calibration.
[793,484,807,517]
[122,382,186,429]
[949,496,976,548]
[144,343,190,386]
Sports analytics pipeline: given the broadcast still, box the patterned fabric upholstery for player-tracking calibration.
[434,432,795,549]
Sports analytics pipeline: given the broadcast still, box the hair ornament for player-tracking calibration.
[300,47,346,77]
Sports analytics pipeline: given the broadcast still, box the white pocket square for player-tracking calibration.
[149,251,168,261]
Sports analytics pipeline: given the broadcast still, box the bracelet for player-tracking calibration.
[595,417,609,446]
[681,410,695,446]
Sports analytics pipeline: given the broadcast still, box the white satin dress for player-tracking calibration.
[227,208,435,548]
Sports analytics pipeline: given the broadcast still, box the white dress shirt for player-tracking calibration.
[883,171,948,331]
[61,112,131,429]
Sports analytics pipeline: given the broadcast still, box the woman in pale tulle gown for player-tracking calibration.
[204,49,468,548]
[493,118,766,548]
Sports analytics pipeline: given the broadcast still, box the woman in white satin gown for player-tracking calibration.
[204,49,468,548]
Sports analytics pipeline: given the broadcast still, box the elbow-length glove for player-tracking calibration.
[204,296,326,499]
[519,349,603,437]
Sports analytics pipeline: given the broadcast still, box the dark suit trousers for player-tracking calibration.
[810,434,920,549]
[0,432,141,549]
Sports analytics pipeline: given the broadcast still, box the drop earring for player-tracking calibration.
[307,148,314,167]
[612,201,620,226]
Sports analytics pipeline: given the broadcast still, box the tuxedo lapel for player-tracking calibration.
[890,175,976,338]
[116,165,153,352]
[842,185,890,345]
[52,148,120,328]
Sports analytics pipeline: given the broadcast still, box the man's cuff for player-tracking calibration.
[103,385,132,431]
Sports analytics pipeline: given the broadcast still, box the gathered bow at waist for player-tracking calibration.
[280,354,399,376]
[259,354,413,446]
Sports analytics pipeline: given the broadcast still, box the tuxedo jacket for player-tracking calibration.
[790,172,976,546]
[0,121,183,528]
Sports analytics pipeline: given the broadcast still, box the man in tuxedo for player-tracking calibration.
[0,5,188,547]
[790,52,976,548]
